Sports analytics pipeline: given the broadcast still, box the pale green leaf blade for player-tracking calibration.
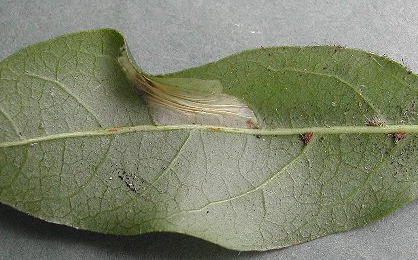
[1,29,418,251]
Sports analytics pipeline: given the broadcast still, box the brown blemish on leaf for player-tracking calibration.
[246,120,259,129]
[334,45,345,52]
[107,127,120,132]
[365,115,385,127]
[301,132,314,145]
[393,131,407,143]
[209,127,223,132]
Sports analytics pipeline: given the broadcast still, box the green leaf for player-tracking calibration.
[1,29,418,251]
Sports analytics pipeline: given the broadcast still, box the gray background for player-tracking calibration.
[1,0,418,259]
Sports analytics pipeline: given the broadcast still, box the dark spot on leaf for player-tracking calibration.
[334,45,345,52]
[116,169,141,193]
[255,135,262,139]
[209,127,223,132]
[246,120,259,129]
[393,131,407,143]
[366,115,385,127]
[301,132,314,144]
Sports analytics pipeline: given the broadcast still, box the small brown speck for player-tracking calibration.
[209,127,222,132]
[246,120,259,129]
[107,127,119,132]
[366,115,385,127]
[393,131,407,143]
[334,45,345,52]
[301,132,314,144]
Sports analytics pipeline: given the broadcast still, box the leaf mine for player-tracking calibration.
[118,46,259,128]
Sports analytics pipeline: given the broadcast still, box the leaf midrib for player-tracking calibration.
[1,124,417,148]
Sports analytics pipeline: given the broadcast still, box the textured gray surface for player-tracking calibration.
[1,0,418,259]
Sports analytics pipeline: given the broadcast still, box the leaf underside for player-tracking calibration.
[1,29,418,251]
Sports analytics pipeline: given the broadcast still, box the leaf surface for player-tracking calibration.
[1,29,418,251]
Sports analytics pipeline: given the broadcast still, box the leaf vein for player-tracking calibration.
[166,142,313,217]
[23,72,102,127]
[0,103,22,138]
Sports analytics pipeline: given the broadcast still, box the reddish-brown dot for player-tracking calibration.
[107,127,119,132]
[301,132,314,144]
[393,131,407,143]
[246,120,259,129]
